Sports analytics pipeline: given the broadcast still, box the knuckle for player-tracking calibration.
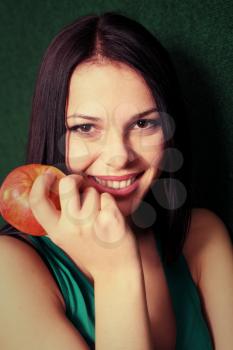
[97,211,112,224]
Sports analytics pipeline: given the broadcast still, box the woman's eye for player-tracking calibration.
[67,119,161,137]
[67,124,95,136]
[133,119,161,130]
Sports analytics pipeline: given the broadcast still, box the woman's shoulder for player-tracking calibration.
[188,207,226,231]
[0,233,47,266]
[0,233,65,310]
[182,207,231,286]
[0,234,91,349]
[183,208,233,348]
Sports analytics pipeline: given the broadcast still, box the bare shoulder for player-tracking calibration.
[183,207,232,285]
[183,209,233,348]
[188,207,229,231]
[0,234,91,349]
[0,234,65,310]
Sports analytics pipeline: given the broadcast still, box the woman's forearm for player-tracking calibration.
[94,262,154,350]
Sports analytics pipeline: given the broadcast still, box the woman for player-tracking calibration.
[0,11,232,350]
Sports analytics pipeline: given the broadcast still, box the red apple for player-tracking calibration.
[0,164,66,236]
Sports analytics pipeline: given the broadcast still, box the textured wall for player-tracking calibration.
[0,1,232,237]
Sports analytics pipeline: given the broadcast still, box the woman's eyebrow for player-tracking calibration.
[67,107,159,123]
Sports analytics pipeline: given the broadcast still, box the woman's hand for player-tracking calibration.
[28,171,141,280]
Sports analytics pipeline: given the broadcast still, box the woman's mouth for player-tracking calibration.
[87,172,144,197]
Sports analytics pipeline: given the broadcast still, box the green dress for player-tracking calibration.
[11,233,214,349]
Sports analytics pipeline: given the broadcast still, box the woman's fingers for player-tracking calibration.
[93,193,126,245]
[80,187,100,227]
[59,175,85,225]
[100,192,120,214]
[29,173,60,233]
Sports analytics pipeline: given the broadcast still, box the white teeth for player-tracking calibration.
[93,176,136,189]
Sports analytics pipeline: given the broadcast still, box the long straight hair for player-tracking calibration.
[0,11,193,265]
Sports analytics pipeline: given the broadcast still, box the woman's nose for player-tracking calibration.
[100,131,136,169]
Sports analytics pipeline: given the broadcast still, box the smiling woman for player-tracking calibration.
[65,61,165,215]
[0,10,232,350]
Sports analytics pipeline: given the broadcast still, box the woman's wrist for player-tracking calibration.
[93,253,143,284]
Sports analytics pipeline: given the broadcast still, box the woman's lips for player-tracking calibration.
[86,172,144,197]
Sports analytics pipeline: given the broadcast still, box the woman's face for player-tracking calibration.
[65,61,165,218]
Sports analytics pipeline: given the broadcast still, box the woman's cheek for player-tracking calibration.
[66,135,94,170]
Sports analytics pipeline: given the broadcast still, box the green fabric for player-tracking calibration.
[26,234,213,349]
[156,237,213,349]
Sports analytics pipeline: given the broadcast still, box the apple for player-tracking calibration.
[0,164,65,236]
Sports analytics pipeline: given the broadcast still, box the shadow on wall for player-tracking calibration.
[170,48,232,240]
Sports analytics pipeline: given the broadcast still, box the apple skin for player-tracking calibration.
[0,164,65,236]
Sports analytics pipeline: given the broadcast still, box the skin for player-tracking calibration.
[65,60,165,230]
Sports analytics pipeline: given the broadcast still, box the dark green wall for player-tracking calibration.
[0,1,232,238]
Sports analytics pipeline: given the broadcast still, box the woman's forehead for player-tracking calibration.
[66,62,157,118]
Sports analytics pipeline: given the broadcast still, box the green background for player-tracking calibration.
[0,1,232,239]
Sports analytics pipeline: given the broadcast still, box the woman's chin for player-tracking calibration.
[114,195,141,218]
